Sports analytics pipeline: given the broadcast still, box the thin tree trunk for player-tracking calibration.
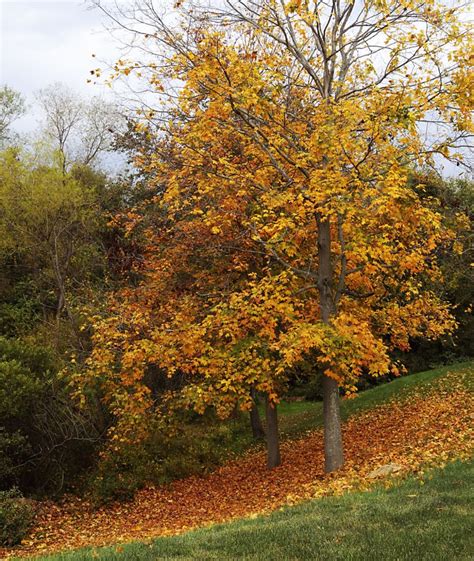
[229,403,240,420]
[317,213,344,472]
[265,395,281,468]
[249,388,265,440]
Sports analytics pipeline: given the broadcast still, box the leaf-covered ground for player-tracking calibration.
[4,365,473,560]
[16,459,474,561]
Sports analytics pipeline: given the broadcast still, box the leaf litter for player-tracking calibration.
[2,369,472,559]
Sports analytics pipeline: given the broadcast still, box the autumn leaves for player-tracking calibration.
[78,1,472,473]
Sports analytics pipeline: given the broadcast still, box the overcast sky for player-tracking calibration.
[0,0,470,176]
[0,0,120,132]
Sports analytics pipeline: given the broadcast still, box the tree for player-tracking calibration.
[0,149,101,332]
[407,173,474,366]
[36,83,121,173]
[84,0,471,471]
[249,388,265,440]
[0,85,25,146]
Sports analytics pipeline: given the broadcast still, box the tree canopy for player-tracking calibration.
[82,0,472,470]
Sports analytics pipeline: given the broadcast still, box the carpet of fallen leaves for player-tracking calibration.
[2,371,473,559]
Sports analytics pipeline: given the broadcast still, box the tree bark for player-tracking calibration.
[265,395,281,468]
[249,388,265,440]
[322,373,344,472]
[317,213,344,472]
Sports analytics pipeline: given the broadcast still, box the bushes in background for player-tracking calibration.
[0,337,99,494]
[0,487,35,546]
[90,415,250,504]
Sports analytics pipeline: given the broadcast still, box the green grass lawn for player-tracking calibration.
[24,459,473,561]
[276,360,473,438]
[170,360,474,470]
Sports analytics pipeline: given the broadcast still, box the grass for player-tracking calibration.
[23,459,474,561]
[9,360,473,560]
[277,360,473,438]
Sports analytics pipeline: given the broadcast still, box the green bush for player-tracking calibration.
[90,416,249,504]
[0,429,31,483]
[0,337,99,494]
[0,487,35,546]
[0,279,44,338]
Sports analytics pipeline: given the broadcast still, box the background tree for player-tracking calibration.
[0,150,100,324]
[0,101,146,496]
[36,83,122,173]
[0,85,25,147]
[403,172,474,369]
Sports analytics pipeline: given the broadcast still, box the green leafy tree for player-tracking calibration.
[0,86,25,147]
[0,149,101,335]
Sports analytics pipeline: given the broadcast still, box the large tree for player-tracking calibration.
[85,0,472,471]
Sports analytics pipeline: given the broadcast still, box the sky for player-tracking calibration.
[0,0,471,176]
[0,0,120,133]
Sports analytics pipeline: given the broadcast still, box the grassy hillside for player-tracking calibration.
[24,459,473,561]
[277,360,473,438]
[8,360,473,561]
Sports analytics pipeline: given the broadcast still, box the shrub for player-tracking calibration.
[0,487,35,546]
[0,429,31,484]
[90,415,249,504]
[0,337,99,493]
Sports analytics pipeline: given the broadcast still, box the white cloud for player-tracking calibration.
[0,0,121,131]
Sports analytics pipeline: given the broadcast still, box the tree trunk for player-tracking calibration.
[265,395,281,468]
[317,213,344,472]
[322,374,344,472]
[249,388,265,440]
